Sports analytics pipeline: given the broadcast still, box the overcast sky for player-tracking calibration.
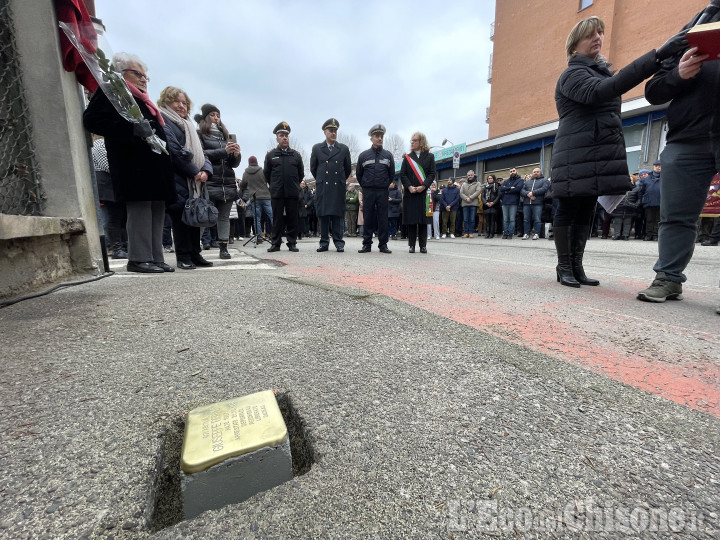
[94,0,495,170]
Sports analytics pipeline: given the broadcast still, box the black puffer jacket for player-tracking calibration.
[550,51,659,198]
[198,132,241,202]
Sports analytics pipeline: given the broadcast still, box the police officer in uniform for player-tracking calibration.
[310,118,352,252]
[263,122,305,252]
[356,124,395,253]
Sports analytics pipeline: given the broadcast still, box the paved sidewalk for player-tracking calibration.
[0,255,718,538]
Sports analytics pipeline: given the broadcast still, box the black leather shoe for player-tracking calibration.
[358,246,371,253]
[701,240,719,246]
[317,246,329,252]
[288,245,299,252]
[191,256,213,267]
[127,261,164,273]
[409,247,415,253]
[177,261,196,270]
[379,246,392,254]
[337,247,344,252]
[154,262,175,272]
[420,247,427,253]
[267,245,281,252]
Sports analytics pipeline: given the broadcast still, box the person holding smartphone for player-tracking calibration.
[194,103,241,259]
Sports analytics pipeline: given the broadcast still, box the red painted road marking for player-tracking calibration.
[292,265,719,417]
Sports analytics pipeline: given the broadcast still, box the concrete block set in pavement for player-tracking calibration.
[0,257,718,538]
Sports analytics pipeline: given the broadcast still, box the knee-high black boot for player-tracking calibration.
[571,226,599,286]
[553,226,580,287]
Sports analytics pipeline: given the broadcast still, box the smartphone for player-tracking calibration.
[228,134,237,144]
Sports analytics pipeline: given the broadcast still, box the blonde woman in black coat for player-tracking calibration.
[400,132,436,253]
[549,16,687,288]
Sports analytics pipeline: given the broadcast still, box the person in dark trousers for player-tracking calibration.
[637,3,720,314]
[92,136,128,259]
[157,86,214,269]
[298,180,312,240]
[345,183,360,237]
[440,178,460,238]
[701,218,720,246]
[549,15,685,287]
[195,104,241,260]
[611,179,642,240]
[356,124,394,253]
[521,167,549,240]
[83,52,176,274]
[499,167,523,239]
[310,118,352,252]
[263,122,304,252]
[481,174,501,238]
[239,155,273,244]
[639,160,662,240]
[400,131,436,253]
[387,181,402,239]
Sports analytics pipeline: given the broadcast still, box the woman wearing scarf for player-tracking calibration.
[399,132,435,253]
[157,87,214,270]
[194,104,241,260]
[83,53,176,273]
[549,17,686,288]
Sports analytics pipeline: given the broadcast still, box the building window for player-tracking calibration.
[623,125,645,173]
[580,0,593,10]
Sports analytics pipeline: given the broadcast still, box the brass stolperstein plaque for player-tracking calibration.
[181,390,288,474]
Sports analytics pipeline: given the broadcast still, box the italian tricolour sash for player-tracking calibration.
[404,154,433,216]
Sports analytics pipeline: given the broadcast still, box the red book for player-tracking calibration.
[686,21,720,61]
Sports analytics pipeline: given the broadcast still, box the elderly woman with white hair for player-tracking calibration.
[84,53,176,273]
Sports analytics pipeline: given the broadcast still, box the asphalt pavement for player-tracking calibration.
[0,236,718,539]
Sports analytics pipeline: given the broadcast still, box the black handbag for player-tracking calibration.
[182,181,218,228]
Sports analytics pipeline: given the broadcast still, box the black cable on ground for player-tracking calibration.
[0,271,116,309]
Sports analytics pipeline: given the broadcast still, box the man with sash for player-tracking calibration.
[399,132,436,253]
[310,118,352,252]
[356,124,395,253]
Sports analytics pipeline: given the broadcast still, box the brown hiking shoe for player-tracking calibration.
[637,272,683,303]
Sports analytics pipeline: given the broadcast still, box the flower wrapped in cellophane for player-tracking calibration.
[58,22,167,155]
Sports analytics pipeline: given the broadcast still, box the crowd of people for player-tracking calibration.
[87,21,718,313]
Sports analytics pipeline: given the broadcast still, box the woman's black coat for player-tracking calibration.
[198,131,241,202]
[550,51,658,198]
[162,115,213,212]
[400,151,436,224]
[83,90,175,203]
[298,187,314,218]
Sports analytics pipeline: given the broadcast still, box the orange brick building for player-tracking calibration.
[434,0,708,183]
[488,0,707,137]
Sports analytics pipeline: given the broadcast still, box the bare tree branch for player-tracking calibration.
[384,133,406,162]
[336,132,361,164]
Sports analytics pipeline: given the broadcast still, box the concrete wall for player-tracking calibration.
[1,0,102,300]
[488,0,708,138]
